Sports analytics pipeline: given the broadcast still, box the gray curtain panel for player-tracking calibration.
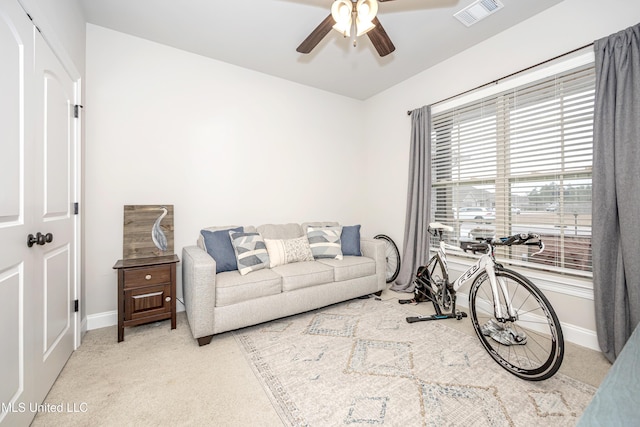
[592,23,640,363]
[391,105,431,292]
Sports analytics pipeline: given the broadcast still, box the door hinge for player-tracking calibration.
[74,104,83,118]
[74,299,79,313]
[74,202,79,215]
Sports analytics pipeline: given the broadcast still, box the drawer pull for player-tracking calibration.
[133,291,163,299]
[165,297,171,302]
[145,274,152,280]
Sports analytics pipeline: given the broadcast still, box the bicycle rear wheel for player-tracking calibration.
[420,256,451,309]
[469,268,564,381]
[374,234,400,283]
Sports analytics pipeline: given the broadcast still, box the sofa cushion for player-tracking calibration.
[318,256,376,282]
[229,231,270,275]
[200,227,243,273]
[215,268,282,307]
[272,261,334,291]
[257,223,303,239]
[307,226,344,260]
[341,225,362,256]
[264,236,314,268]
[301,221,339,231]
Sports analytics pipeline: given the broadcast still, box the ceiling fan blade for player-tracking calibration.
[367,17,395,57]
[296,14,334,54]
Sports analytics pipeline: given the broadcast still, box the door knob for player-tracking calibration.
[27,232,54,247]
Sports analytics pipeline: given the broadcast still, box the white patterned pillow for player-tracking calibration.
[264,236,314,268]
[229,231,270,275]
[306,226,343,260]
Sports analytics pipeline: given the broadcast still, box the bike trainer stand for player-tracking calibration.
[401,286,468,323]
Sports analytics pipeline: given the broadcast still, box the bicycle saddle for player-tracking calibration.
[428,222,453,232]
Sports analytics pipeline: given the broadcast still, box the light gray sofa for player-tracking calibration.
[182,222,386,345]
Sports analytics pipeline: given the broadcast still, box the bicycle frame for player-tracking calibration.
[437,239,518,322]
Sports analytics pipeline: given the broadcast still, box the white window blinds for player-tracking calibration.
[431,61,595,275]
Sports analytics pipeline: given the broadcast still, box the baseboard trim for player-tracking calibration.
[561,323,600,351]
[86,301,186,331]
[86,310,117,330]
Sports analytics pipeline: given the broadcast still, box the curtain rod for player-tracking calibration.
[407,42,594,115]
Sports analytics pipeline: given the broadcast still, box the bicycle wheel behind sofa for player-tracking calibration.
[374,234,401,283]
[469,268,564,381]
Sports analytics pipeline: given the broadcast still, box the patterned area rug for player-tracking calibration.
[234,298,595,427]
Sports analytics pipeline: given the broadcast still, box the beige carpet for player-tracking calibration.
[234,297,597,426]
[31,313,283,426]
[32,290,610,426]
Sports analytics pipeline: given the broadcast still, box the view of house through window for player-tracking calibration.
[431,60,595,275]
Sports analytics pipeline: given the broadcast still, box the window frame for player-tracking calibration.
[430,50,595,284]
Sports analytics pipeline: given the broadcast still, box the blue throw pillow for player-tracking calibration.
[200,227,243,273]
[341,225,362,256]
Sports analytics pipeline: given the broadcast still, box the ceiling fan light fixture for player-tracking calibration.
[331,0,353,35]
[356,0,377,35]
[298,0,391,56]
[356,0,378,22]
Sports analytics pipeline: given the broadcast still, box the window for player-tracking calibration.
[431,57,595,276]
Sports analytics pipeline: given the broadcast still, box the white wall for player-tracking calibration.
[84,25,367,318]
[363,0,640,348]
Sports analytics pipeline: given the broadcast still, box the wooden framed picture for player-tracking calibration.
[123,205,174,259]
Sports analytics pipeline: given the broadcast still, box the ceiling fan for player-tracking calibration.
[297,0,396,57]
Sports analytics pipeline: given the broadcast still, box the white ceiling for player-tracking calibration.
[79,0,564,100]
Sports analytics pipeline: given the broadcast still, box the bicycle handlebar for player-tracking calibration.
[429,223,545,255]
[472,233,545,255]
[496,233,540,246]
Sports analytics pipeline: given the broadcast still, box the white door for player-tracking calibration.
[0,1,36,425]
[0,1,78,425]
[31,19,77,406]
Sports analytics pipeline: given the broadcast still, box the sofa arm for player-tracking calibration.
[182,245,217,340]
[360,237,386,292]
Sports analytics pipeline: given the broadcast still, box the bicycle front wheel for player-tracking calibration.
[469,268,564,381]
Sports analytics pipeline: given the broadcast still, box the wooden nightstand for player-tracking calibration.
[113,254,180,342]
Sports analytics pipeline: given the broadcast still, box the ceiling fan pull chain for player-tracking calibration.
[351,13,358,46]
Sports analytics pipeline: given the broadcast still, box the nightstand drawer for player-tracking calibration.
[123,265,171,288]
[124,283,172,321]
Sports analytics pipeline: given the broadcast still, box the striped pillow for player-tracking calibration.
[306,226,343,260]
[264,236,314,268]
[229,231,270,275]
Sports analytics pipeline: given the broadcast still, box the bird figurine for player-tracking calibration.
[151,206,168,252]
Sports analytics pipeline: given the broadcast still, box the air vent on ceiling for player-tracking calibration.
[454,0,504,27]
